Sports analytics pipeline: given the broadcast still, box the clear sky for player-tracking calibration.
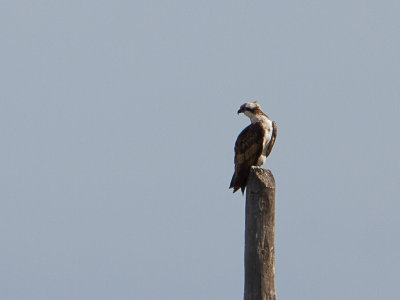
[1,1,399,299]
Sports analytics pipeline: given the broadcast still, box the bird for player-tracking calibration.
[229,101,277,194]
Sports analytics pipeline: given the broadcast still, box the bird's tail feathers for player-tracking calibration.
[229,172,246,194]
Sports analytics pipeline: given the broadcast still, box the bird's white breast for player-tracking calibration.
[256,118,273,166]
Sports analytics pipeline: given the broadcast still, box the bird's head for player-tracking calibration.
[237,101,266,120]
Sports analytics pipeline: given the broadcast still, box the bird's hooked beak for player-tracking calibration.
[237,107,244,115]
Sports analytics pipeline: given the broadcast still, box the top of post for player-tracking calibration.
[247,168,275,192]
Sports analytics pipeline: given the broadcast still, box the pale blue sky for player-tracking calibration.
[1,1,399,299]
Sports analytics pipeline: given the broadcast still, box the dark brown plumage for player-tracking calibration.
[230,102,277,195]
[229,122,265,194]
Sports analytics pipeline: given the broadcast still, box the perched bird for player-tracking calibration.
[229,102,277,194]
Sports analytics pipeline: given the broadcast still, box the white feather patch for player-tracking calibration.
[244,102,259,110]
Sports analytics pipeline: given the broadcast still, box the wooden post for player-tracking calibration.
[244,168,276,300]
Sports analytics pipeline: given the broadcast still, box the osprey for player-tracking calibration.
[229,102,277,194]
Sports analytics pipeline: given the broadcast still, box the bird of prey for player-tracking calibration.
[229,102,277,194]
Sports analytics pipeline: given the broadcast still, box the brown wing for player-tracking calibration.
[229,122,265,194]
[265,121,277,158]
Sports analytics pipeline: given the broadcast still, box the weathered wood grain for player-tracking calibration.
[244,168,276,300]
